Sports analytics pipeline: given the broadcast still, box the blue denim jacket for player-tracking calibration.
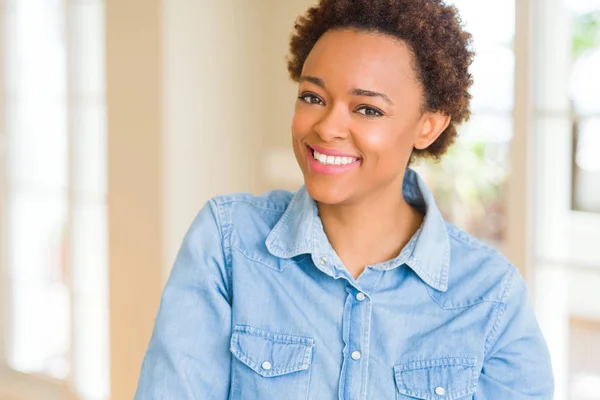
[135,169,554,400]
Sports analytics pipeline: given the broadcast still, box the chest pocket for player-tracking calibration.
[229,325,314,400]
[394,358,478,400]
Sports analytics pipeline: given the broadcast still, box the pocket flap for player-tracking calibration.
[230,325,314,378]
[394,357,477,399]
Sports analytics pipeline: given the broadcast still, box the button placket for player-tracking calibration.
[339,280,373,398]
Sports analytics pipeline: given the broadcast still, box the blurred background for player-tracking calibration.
[0,0,598,399]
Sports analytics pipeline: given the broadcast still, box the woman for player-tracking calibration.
[135,0,554,398]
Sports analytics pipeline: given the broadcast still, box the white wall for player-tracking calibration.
[259,0,316,193]
[261,0,316,146]
[161,0,319,270]
[163,0,267,273]
[106,0,165,397]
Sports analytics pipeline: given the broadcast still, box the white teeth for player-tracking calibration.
[313,150,358,165]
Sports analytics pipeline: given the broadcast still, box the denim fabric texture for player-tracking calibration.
[135,169,554,400]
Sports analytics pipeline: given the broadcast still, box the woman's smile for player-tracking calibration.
[305,144,361,175]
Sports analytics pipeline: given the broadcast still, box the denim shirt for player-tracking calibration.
[135,169,554,400]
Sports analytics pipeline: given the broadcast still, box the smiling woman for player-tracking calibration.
[134,1,554,399]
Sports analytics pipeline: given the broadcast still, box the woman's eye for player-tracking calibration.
[356,106,384,117]
[299,94,323,105]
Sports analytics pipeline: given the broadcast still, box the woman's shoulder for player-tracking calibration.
[440,221,525,307]
[445,222,510,264]
[209,189,295,213]
[200,189,298,247]
[196,189,301,270]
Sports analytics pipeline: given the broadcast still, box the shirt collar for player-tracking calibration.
[265,168,450,292]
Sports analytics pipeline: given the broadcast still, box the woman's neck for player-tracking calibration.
[317,182,423,279]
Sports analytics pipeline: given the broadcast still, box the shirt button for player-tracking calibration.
[261,361,272,370]
[356,292,366,301]
[319,257,327,266]
[351,351,361,360]
[435,386,445,396]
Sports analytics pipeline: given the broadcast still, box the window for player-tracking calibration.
[570,7,600,214]
[0,0,108,399]
[4,0,70,380]
[565,4,600,400]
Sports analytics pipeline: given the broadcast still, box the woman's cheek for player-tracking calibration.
[291,108,312,139]
[356,127,397,152]
[356,126,415,165]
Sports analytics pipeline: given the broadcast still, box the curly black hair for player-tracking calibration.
[287,0,475,160]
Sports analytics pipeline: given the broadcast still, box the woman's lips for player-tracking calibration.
[306,145,361,175]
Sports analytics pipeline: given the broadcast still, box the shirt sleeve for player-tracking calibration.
[476,269,554,399]
[135,200,232,400]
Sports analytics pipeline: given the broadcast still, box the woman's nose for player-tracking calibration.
[313,106,349,142]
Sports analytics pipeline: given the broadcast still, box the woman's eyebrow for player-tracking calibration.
[351,88,394,106]
[299,75,325,88]
[299,75,394,106]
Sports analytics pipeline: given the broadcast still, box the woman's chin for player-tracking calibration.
[304,178,353,206]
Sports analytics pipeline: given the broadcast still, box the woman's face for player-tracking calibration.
[292,28,448,206]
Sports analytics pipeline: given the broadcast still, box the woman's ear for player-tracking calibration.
[413,112,451,150]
